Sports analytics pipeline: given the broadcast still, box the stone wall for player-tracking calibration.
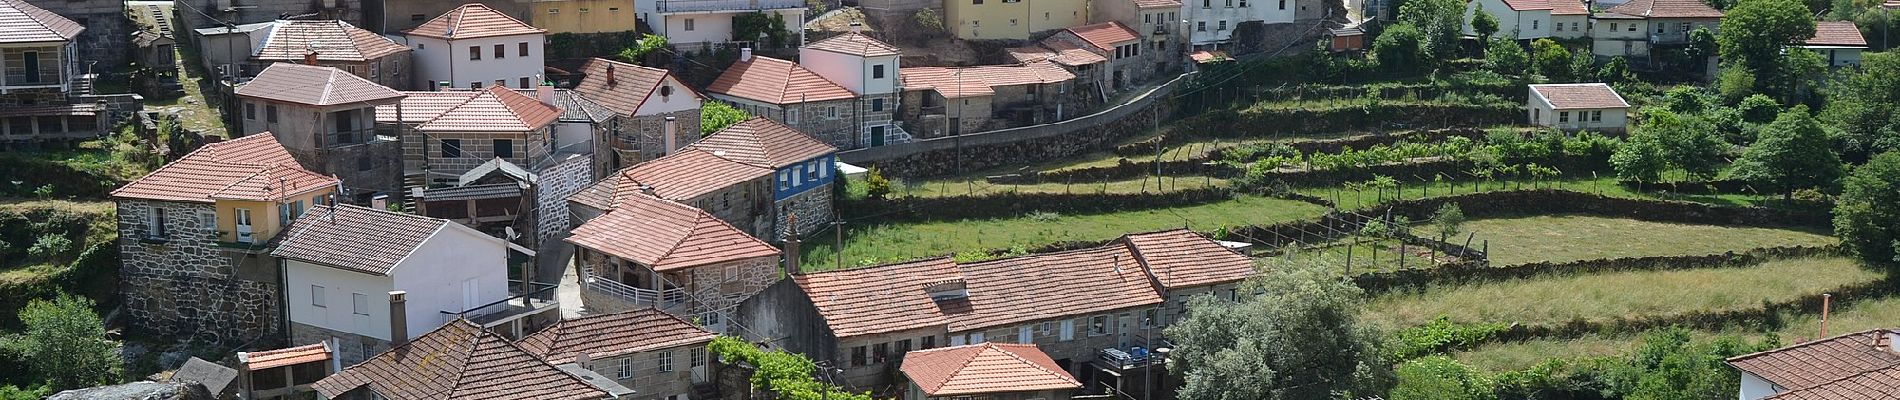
[622,110,704,165]
[37,0,135,70]
[577,346,703,400]
[175,0,365,31]
[775,184,833,240]
[117,200,282,344]
[682,256,780,329]
[288,321,390,367]
[304,140,404,200]
[533,154,593,249]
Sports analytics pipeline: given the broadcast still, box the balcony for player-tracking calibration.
[654,0,804,13]
[5,71,61,88]
[1095,337,1174,370]
[440,280,560,339]
[581,264,690,311]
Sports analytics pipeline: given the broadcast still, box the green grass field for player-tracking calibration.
[801,195,1327,268]
[1280,237,1445,275]
[1464,215,1836,266]
[1363,257,1879,330]
[1296,176,1793,211]
[888,175,1231,198]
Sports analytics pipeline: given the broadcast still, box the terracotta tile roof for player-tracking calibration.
[901,343,1082,397]
[964,62,1077,87]
[1125,229,1254,288]
[684,118,836,169]
[111,134,336,203]
[565,191,780,271]
[255,20,409,63]
[619,148,775,201]
[803,32,901,57]
[415,86,562,132]
[573,58,688,117]
[237,63,406,107]
[0,0,83,43]
[1531,83,1630,109]
[377,91,480,124]
[1008,42,1109,66]
[402,4,544,40]
[1606,0,1723,18]
[271,204,455,275]
[1500,0,1553,11]
[707,56,858,105]
[1764,365,1900,399]
[1806,21,1868,47]
[901,67,996,98]
[312,320,612,400]
[243,343,333,371]
[566,172,623,211]
[1131,0,1184,8]
[792,257,961,338]
[1548,0,1590,15]
[950,244,1164,332]
[516,309,716,365]
[1064,22,1141,52]
[1727,329,1900,391]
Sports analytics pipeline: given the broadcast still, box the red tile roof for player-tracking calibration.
[312,320,612,400]
[1499,0,1553,11]
[964,62,1077,87]
[1605,0,1723,18]
[901,343,1082,397]
[1125,229,1254,288]
[1806,21,1868,47]
[706,56,857,105]
[566,171,624,211]
[1765,365,1900,399]
[792,257,961,338]
[803,32,901,57]
[1064,22,1141,52]
[950,244,1164,332]
[415,86,562,132]
[111,134,336,203]
[237,63,406,107]
[1530,83,1630,109]
[376,91,481,124]
[1548,0,1590,15]
[573,58,691,117]
[516,309,716,365]
[255,20,409,62]
[272,204,458,275]
[684,117,836,169]
[901,67,996,98]
[402,4,544,40]
[566,191,780,271]
[1728,329,1900,390]
[243,343,333,371]
[1008,42,1109,66]
[1131,0,1184,8]
[614,148,774,202]
[0,0,83,44]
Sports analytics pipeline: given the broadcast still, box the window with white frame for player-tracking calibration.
[1018,326,1032,343]
[616,357,634,379]
[659,351,675,372]
[147,208,168,239]
[787,108,799,124]
[1143,308,1159,327]
[311,285,326,307]
[691,347,708,367]
[724,264,738,281]
[1061,319,1076,340]
[1089,315,1109,336]
[969,332,985,343]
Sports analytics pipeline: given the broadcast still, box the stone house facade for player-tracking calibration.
[248,20,414,90]
[235,63,407,199]
[380,85,562,183]
[1045,22,1156,92]
[682,118,841,239]
[33,0,136,70]
[566,190,784,334]
[516,309,719,400]
[570,58,704,175]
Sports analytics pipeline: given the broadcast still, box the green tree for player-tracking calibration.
[706,337,871,400]
[1598,56,1634,84]
[700,101,751,136]
[1432,203,1466,240]
[1484,38,1529,74]
[1471,5,1500,43]
[1762,47,1828,102]
[1375,23,1428,71]
[1603,328,1771,400]
[1730,106,1844,197]
[733,11,791,47]
[1822,52,1900,158]
[863,167,892,199]
[1167,257,1391,400]
[1834,151,1900,267]
[913,8,945,32]
[1399,0,1466,58]
[1687,27,1720,63]
[1637,108,1728,180]
[1716,66,1759,102]
[615,34,669,64]
[1393,356,1494,400]
[1612,131,1670,182]
[1531,39,1573,80]
[1718,0,1816,72]
[1736,94,1780,123]
[2,293,120,390]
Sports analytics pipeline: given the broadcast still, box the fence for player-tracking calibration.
[580,264,688,309]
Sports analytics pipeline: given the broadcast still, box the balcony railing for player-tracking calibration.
[440,280,560,329]
[654,0,803,13]
[581,264,689,309]
[4,71,62,87]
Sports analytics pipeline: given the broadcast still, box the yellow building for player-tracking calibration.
[946,0,1090,39]
[112,133,339,247]
[528,0,640,34]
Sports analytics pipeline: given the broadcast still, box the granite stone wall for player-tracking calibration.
[37,0,135,70]
[775,184,833,240]
[117,200,282,344]
[288,321,390,367]
[533,154,593,249]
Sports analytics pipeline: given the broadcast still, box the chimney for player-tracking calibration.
[388,291,409,346]
[605,64,617,86]
[303,50,318,65]
[784,214,800,276]
[740,48,754,62]
[662,116,678,155]
[849,22,862,34]
[536,78,554,105]
[1821,293,1832,338]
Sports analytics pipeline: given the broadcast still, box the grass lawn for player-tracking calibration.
[890,175,1231,198]
[1363,257,1880,330]
[802,195,1327,268]
[1464,215,1836,266]
[1279,237,1446,275]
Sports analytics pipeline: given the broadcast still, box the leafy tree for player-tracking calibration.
[1637,108,1728,180]
[1718,0,1816,74]
[1374,23,1428,71]
[1598,56,1633,84]
[1660,86,1716,114]
[1612,132,1669,182]
[1432,203,1466,240]
[1568,50,1597,82]
[1530,39,1572,80]
[1471,5,1500,43]
[2,293,120,390]
[700,101,751,136]
[863,167,892,199]
[1716,66,1758,103]
[1167,257,1390,400]
[1730,106,1843,197]
[733,11,791,47]
[913,8,945,32]
[1833,151,1900,267]
[1821,52,1900,158]
[1484,39,1529,74]
[1762,47,1827,103]
[1399,0,1466,58]
[706,337,871,400]
[26,234,71,263]
[615,34,669,64]
[1736,94,1780,123]
[1597,328,1773,400]
[1393,356,1493,400]
[1687,27,1720,60]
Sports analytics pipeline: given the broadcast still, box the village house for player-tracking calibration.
[273,203,558,366]
[681,117,840,237]
[0,0,110,144]
[247,20,413,89]
[1548,0,1590,39]
[1594,0,1723,59]
[897,66,995,137]
[708,32,906,150]
[1527,83,1629,132]
[568,117,834,239]
[312,319,627,400]
[571,57,705,176]
[1726,328,1900,400]
[735,229,1255,395]
[1589,11,1650,58]
[1044,22,1154,92]
[397,4,548,91]
[945,0,1088,39]
[111,134,339,342]
[516,309,720,399]
[192,22,275,79]
[1093,0,1184,67]
[636,0,805,49]
[565,190,782,332]
[235,63,407,199]
[234,343,335,399]
[526,0,640,34]
[798,31,905,147]
[380,85,563,180]
[896,61,1079,136]
[1465,0,1551,41]
[1803,21,1868,67]
[413,157,537,235]
[901,343,1084,400]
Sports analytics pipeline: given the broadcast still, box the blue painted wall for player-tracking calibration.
[774,154,837,201]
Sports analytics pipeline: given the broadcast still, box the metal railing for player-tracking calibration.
[581,264,689,308]
[4,71,61,87]
[439,280,560,327]
[654,0,803,13]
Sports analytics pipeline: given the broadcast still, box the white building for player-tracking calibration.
[397,4,548,91]
[1465,0,1551,40]
[1803,21,1868,67]
[637,0,805,49]
[1527,83,1629,132]
[798,31,904,146]
[1726,329,1900,400]
[1548,0,1590,39]
[1182,0,1296,48]
[272,204,553,366]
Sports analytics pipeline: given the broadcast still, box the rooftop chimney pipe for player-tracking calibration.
[663,116,678,155]
[740,48,753,62]
[388,291,409,346]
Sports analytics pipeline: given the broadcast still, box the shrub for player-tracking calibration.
[1431,203,1466,239]
[863,167,892,200]
[701,101,750,136]
[1393,356,1495,400]
[1385,316,1507,361]
[707,337,870,400]
[26,234,72,263]
[2,293,120,390]
[1483,39,1527,75]
[1834,151,1900,268]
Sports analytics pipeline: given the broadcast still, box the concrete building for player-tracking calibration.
[566,188,783,331]
[516,309,719,399]
[1464,0,1551,40]
[1726,329,1900,400]
[273,204,555,366]
[570,57,704,176]
[312,319,627,399]
[0,0,111,143]
[1094,0,1184,64]
[1178,0,1297,49]
[636,0,805,49]
[1589,12,1650,58]
[945,0,1090,39]
[902,343,1084,400]
[1548,0,1589,39]
[111,134,339,343]
[1803,21,1868,67]
[1007,40,1110,99]
[1594,0,1721,58]
[235,63,407,199]
[525,0,639,33]
[1527,83,1629,132]
[397,4,547,91]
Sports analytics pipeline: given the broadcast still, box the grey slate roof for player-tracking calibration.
[271,204,449,275]
[553,89,615,123]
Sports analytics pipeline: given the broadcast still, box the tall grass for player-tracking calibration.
[1465,215,1837,266]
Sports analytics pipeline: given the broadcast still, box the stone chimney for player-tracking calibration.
[740,48,753,62]
[388,291,409,346]
[303,50,318,65]
[784,214,800,276]
[605,63,617,86]
[662,116,678,155]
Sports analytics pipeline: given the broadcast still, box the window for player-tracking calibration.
[548,8,558,14]
[872,343,889,363]
[969,332,985,343]
[1218,20,1227,30]
[871,98,885,112]
[1240,0,1248,6]
[684,18,696,31]
[1143,308,1159,327]
[1559,111,1570,123]
[471,81,483,89]
[1089,315,1109,336]
[1060,319,1075,340]
[951,335,965,346]
[519,42,529,57]
[1202,0,1210,7]
[520,77,531,88]
[1018,326,1032,343]
[691,347,708,367]
[1225,0,1232,6]
[494,139,514,158]
[413,13,427,20]
[495,79,506,88]
[610,7,620,12]
[245,103,255,120]
[1680,23,1690,33]
[850,346,867,366]
[441,139,462,158]
[1571,22,1579,31]
[1610,22,1618,31]
[724,264,738,280]
[828,106,838,118]
[616,357,634,379]
[147,208,168,239]
[791,168,801,185]
[973,0,982,4]
[1279,0,1285,8]
[1656,24,1665,33]
[701,310,722,326]
[1531,20,1538,30]
[352,293,369,315]
[1628,23,1637,32]
[334,112,357,144]
[778,171,790,190]
[787,108,799,124]
[921,335,936,349]
[266,105,279,123]
[311,285,326,307]
[494,44,506,59]
[1045,11,1050,19]
[1591,110,1603,122]
[872,64,886,79]
[658,351,675,372]
[1197,21,1206,31]
[819,160,830,178]
[579,7,590,12]
[469,45,482,60]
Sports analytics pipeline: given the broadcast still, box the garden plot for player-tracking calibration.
[1464,215,1836,266]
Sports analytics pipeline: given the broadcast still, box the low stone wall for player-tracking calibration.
[1353,246,1839,294]
[847,187,1233,224]
[1177,103,1522,139]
